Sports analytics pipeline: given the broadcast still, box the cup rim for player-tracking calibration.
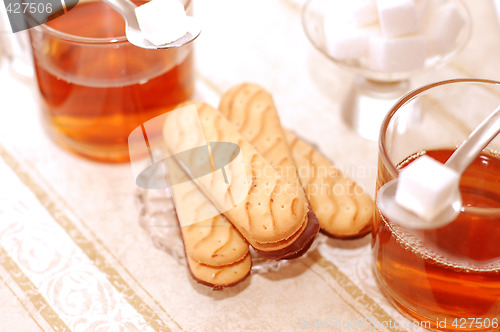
[33,22,128,45]
[379,78,500,216]
[379,78,500,177]
[32,0,192,44]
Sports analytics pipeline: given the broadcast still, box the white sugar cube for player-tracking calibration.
[325,25,375,60]
[376,0,419,37]
[369,34,426,72]
[425,3,466,56]
[323,3,377,60]
[395,155,460,222]
[415,0,431,23]
[352,0,379,26]
[135,0,188,46]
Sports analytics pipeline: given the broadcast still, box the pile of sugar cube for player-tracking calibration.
[323,0,467,73]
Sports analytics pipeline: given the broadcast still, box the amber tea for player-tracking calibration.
[29,1,194,162]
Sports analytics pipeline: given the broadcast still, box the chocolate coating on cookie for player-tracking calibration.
[253,205,320,260]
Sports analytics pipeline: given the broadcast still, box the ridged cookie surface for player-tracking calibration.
[186,253,251,290]
[285,131,374,238]
[182,216,249,266]
[219,83,301,190]
[167,157,249,267]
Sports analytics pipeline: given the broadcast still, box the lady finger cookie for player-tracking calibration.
[285,131,374,238]
[162,102,309,254]
[219,83,319,258]
[167,157,250,267]
[166,157,251,289]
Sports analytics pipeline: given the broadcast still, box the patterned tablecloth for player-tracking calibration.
[0,0,498,331]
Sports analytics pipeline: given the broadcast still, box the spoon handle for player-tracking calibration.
[445,105,500,173]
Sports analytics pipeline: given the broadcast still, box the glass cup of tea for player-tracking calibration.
[373,78,500,331]
[28,0,195,163]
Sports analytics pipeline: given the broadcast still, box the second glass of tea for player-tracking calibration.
[28,0,195,162]
[373,79,500,331]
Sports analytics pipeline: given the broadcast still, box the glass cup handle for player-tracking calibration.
[1,5,34,78]
[4,31,34,78]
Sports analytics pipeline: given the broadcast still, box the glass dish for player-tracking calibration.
[302,0,471,140]
[135,153,324,274]
[302,0,470,82]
